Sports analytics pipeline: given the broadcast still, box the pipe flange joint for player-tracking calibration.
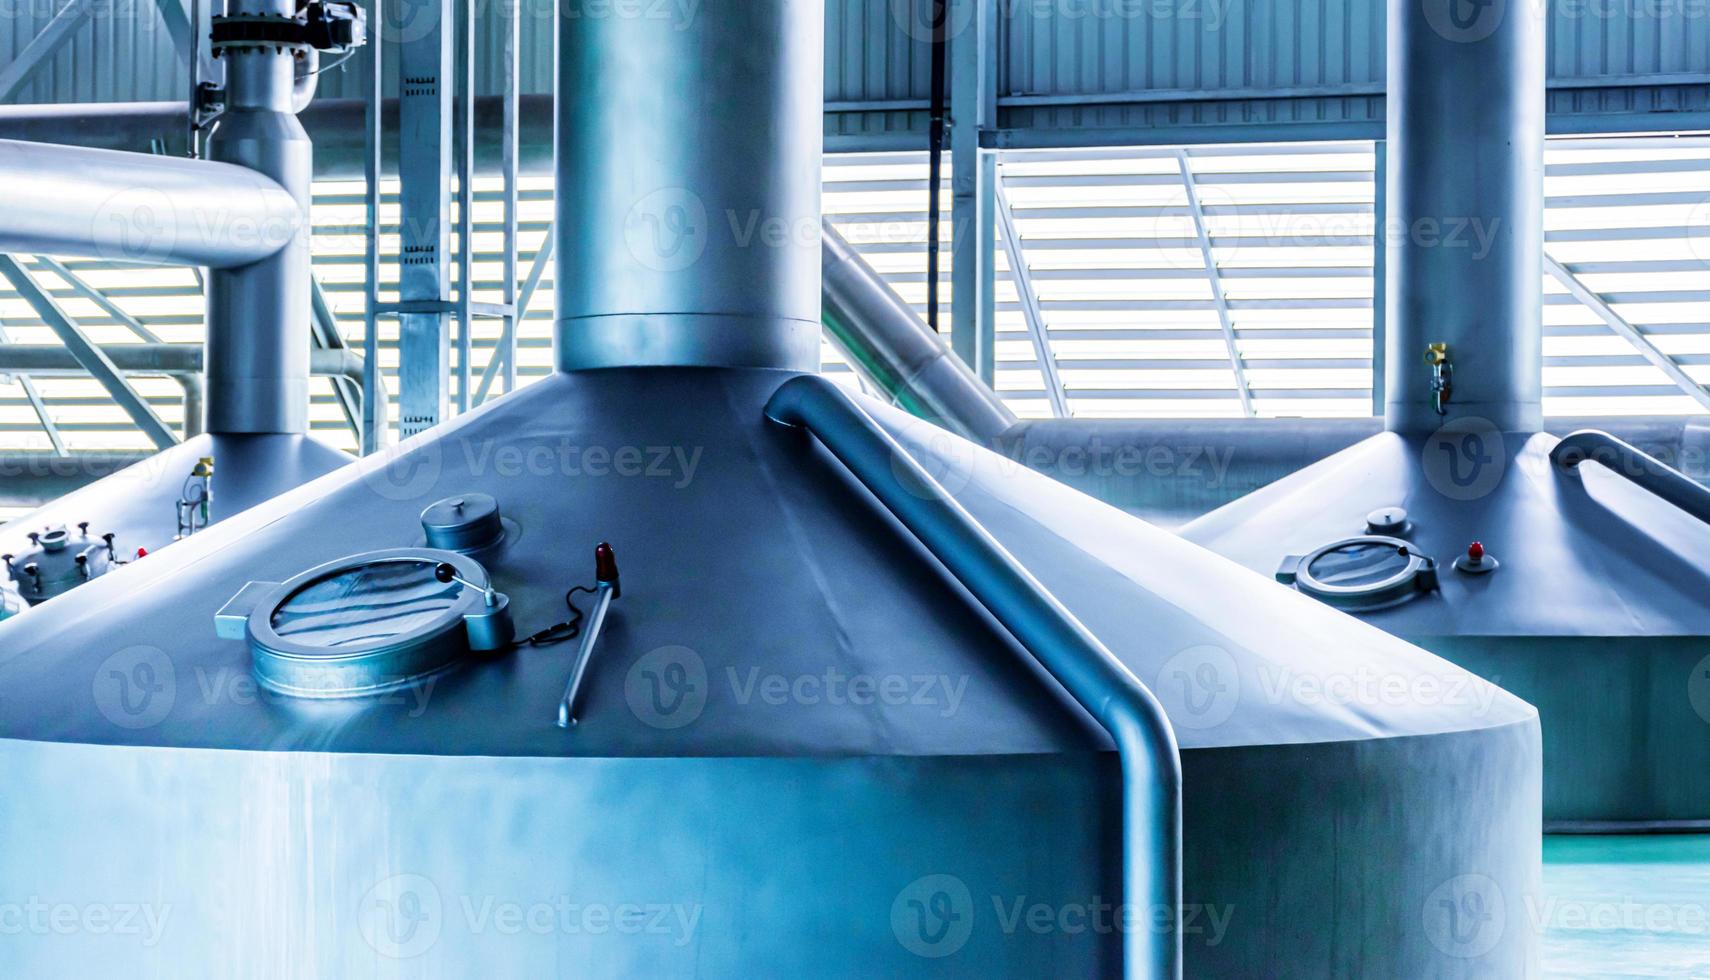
[209,13,312,57]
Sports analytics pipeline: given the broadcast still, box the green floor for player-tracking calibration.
[1543,835,1710,978]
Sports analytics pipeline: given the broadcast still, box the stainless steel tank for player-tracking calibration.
[0,0,1541,976]
[1184,0,1708,827]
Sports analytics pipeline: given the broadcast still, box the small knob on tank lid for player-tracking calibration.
[1454,540,1499,575]
[594,542,620,599]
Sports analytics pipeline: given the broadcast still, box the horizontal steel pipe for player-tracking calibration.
[822,220,1015,443]
[0,139,300,269]
[1552,428,1710,526]
[0,343,363,386]
[0,99,557,181]
[765,374,1183,980]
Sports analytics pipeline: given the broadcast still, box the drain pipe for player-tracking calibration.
[766,375,1182,980]
[822,219,1015,444]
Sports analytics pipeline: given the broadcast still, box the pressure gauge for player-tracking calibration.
[1276,535,1439,611]
[216,547,514,698]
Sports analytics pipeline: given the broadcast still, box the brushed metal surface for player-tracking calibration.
[0,367,1541,976]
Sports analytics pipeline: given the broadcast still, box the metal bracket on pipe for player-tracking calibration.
[763,375,1182,980]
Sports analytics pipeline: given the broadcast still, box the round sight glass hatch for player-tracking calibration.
[1305,540,1416,589]
[271,559,465,650]
[246,548,501,698]
[1289,535,1437,610]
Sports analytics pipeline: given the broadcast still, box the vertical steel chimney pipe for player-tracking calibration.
[1384,0,1545,433]
[203,0,314,434]
[554,0,823,373]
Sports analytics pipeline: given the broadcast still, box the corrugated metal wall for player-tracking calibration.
[999,0,1386,135]
[2,0,185,103]
[9,0,1710,144]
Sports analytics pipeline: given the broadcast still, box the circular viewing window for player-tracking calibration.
[272,560,464,649]
[246,548,509,698]
[1288,535,1438,610]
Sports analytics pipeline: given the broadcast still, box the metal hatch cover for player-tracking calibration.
[235,547,512,698]
[1277,535,1439,611]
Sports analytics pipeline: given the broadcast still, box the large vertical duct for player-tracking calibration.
[555,0,822,373]
[203,0,313,434]
[1385,0,1545,433]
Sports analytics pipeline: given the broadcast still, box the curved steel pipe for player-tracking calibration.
[0,139,298,269]
[1552,428,1710,526]
[764,374,1182,980]
[822,220,1015,444]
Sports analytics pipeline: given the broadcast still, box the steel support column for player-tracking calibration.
[1545,251,1710,413]
[949,0,996,386]
[454,0,475,413]
[1175,150,1254,417]
[395,0,454,438]
[0,256,177,449]
[1370,140,1387,417]
[499,0,520,396]
[360,0,387,454]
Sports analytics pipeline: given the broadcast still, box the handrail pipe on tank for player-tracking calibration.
[765,374,1182,980]
[1552,428,1710,528]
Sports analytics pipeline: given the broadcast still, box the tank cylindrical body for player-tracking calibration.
[1384,0,1545,433]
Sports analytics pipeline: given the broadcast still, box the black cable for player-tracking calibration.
[925,0,949,334]
[515,584,597,648]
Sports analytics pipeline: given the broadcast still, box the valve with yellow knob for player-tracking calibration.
[1425,342,1452,416]
[177,455,215,539]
